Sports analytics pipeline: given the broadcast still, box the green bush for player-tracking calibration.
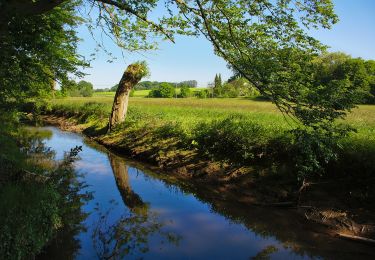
[61,80,94,97]
[194,116,276,165]
[148,83,175,98]
[196,89,210,98]
[179,85,192,98]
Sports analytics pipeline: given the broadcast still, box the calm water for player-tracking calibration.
[36,126,374,259]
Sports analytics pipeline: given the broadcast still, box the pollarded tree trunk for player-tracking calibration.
[108,62,147,132]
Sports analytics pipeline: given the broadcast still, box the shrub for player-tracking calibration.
[148,83,175,98]
[194,116,274,165]
[196,89,210,98]
[179,85,192,98]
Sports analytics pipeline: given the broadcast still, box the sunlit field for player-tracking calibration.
[51,96,375,142]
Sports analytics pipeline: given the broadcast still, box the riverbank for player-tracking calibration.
[39,107,375,243]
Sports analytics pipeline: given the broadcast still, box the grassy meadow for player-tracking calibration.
[52,95,375,140]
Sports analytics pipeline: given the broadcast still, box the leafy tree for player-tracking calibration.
[61,80,94,97]
[227,78,259,97]
[221,83,239,98]
[179,85,192,98]
[196,89,210,98]
[311,52,375,105]
[0,1,86,112]
[111,84,119,91]
[213,73,223,97]
[61,80,79,97]
[77,80,94,97]
[365,60,375,103]
[148,82,175,98]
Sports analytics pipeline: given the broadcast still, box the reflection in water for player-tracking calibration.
[108,154,147,213]
[91,154,180,259]
[37,146,92,260]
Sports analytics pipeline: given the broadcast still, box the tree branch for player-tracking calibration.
[95,0,175,43]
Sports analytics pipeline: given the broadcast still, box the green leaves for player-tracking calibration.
[0,1,87,111]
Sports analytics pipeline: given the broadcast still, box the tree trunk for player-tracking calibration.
[108,63,144,132]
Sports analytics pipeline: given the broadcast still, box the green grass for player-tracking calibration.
[51,96,375,137]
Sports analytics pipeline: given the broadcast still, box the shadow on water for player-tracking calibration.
[36,126,375,259]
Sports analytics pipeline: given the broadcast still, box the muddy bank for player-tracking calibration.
[40,114,375,243]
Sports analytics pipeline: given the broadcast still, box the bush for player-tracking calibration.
[221,83,239,98]
[61,80,94,97]
[179,85,192,98]
[196,89,210,98]
[148,83,176,98]
[194,116,275,165]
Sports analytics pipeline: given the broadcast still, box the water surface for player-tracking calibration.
[37,126,374,259]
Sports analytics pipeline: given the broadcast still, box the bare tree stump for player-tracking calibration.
[108,62,147,132]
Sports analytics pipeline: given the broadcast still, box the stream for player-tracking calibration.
[34,126,374,259]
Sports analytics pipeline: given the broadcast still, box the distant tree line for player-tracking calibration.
[95,52,375,102]
[147,82,206,98]
[95,80,198,92]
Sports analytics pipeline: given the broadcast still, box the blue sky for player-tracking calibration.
[77,0,375,89]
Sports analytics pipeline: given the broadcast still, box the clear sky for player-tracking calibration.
[77,0,375,89]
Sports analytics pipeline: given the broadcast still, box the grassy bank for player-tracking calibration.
[48,96,375,151]
[44,96,375,190]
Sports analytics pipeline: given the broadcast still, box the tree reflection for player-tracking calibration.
[37,146,92,260]
[91,153,180,259]
[108,154,147,214]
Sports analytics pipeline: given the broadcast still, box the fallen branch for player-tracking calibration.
[337,233,375,245]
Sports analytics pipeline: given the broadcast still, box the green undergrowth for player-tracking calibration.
[0,119,89,259]
[41,99,375,184]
